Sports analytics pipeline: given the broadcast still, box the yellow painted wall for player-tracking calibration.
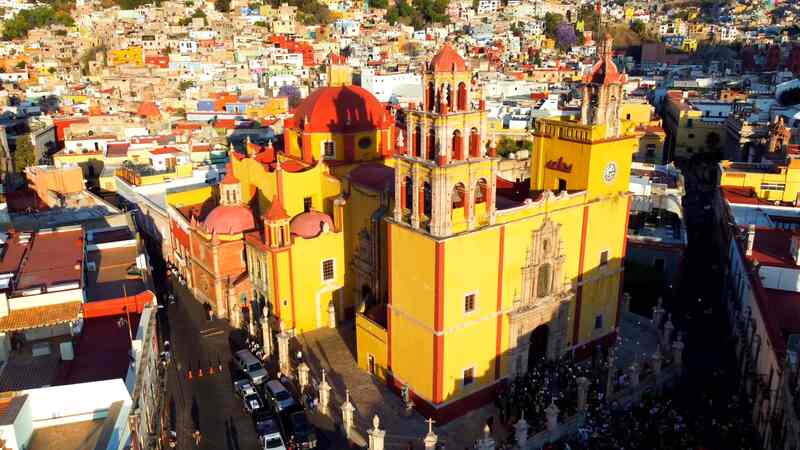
[356,313,389,382]
[620,103,653,126]
[166,185,214,207]
[110,47,143,66]
[719,159,800,203]
[389,224,436,401]
[288,230,345,333]
[284,129,389,163]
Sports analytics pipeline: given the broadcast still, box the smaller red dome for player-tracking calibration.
[430,43,466,73]
[202,205,255,235]
[290,211,334,239]
[221,162,238,184]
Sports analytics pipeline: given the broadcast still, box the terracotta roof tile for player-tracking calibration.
[0,302,82,332]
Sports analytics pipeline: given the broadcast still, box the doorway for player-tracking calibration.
[527,324,549,371]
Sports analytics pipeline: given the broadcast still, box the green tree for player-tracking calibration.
[578,4,599,32]
[13,135,36,172]
[544,12,563,38]
[214,0,231,12]
[630,19,645,35]
[15,61,26,69]
[2,6,75,40]
[178,80,195,91]
[370,0,388,8]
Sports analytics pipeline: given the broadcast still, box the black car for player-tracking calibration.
[283,410,317,449]
[253,410,287,449]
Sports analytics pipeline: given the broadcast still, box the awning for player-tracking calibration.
[0,302,83,333]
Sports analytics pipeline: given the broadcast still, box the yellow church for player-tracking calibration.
[167,36,638,422]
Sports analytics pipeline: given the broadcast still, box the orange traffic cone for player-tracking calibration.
[208,365,215,375]
[187,369,193,380]
[198,367,204,377]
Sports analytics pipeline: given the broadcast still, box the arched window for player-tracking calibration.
[403,176,413,211]
[413,125,421,157]
[536,264,552,298]
[469,128,480,157]
[457,82,468,111]
[452,183,466,209]
[427,82,436,112]
[426,133,436,160]
[452,130,463,161]
[423,182,432,217]
[446,84,453,110]
[475,178,488,204]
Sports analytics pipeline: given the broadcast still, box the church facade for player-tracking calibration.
[166,38,638,422]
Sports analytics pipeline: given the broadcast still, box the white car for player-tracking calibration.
[242,392,265,414]
[234,379,257,398]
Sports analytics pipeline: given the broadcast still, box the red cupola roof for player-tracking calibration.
[202,205,255,235]
[221,162,238,185]
[430,43,467,73]
[289,86,393,133]
[265,196,289,221]
[583,34,627,85]
[136,101,160,118]
[290,211,334,239]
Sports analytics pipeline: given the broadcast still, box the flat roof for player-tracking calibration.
[85,245,146,303]
[16,228,83,291]
[750,227,797,268]
[27,419,105,450]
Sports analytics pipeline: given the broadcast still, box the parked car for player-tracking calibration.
[284,410,317,449]
[242,391,265,415]
[234,349,268,384]
[234,379,258,398]
[264,379,297,412]
[253,411,287,450]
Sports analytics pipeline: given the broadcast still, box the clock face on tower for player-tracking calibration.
[603,161,617,184]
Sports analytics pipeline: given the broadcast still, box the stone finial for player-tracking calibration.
[372,414,380,430]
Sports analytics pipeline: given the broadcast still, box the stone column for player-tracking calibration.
[662,314,674,350]
[393,165,403,221]
[604,351,616,400]
[545,401,559,435]
[368,415,385,450]
[328,302,336,329]
[673,334,684,368]
[411,165,420,229]
[297,362,310,393]
[629,362,640,388]
[318,368,331,415]
[652,350,663,377]
[341,389,356,440]
[621,292,631,314]
[576,376,589,412]
[277,321,291,376]
[652,297,665,328]
[261,307,272,358]
[406,116,414,156]
[423,418,437,450]
[475,424,496,450]
[514,412,529,449]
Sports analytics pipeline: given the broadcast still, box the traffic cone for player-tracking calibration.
[208,365,215,375]
[187,369,193,380]
[198,367,204,377]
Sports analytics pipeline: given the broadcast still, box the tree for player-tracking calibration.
[630,19,645,35]
[401,41,421,57]
[555,22,577,50]
[370,0,388,8]
[278,85,302,108]
[178,80,195,91]
[15,61,26,69]
[578,4,599,32]
[13,135,35,172]
[2,6,74,40]
[544,12,563,38]
[214,0,231,12]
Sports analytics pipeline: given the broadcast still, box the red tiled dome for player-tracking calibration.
[430,43,466,73]
[221,162,238,184]
[290,86,393,133]
[136,101,160,118]
[290,211,334,239]
[202,205,255,235]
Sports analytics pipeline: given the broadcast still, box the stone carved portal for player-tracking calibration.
[508,219,574,376]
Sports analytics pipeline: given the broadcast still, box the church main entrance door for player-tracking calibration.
[528,324,549,371]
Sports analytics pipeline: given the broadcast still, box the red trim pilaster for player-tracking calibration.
[301,133,313,163]
[572,205,590,345]
[615,195,633,328]
[494,226,505,380]
[433,241,445,404]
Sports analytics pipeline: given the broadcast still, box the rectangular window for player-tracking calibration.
[558,178,567,191]
[463,367,474,386]
[303,197,312,212]
[594,314,603,330]
[323,141,335,159]
[687,119,693,128]
[367,354,375,375]
[760,182,786,192]
[600,250,609,266]
[322,259,335,281]
[464,293,476,313]
[646,143,656,156]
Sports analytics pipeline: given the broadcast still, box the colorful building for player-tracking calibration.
[166,38,638,422]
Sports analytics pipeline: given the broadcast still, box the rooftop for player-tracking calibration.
[27,419,105,450]
[85,245,146,303]
[749,227,797,269]
[15,228,83,293]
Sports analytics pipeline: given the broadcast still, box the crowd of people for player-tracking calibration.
[494,353,608,433]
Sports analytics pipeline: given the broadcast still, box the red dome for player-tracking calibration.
[290,86,393,133]
[221,162,238,184]
[136,101,160,118]
[430,43,466,73]
[290,211,334,239]
[202,205,255,235]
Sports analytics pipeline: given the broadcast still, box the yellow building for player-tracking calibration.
[718,159,800,204]
[110,47,144,66]
[356,36,638,422]
[663,92,727,160]
[166,39,638,423]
